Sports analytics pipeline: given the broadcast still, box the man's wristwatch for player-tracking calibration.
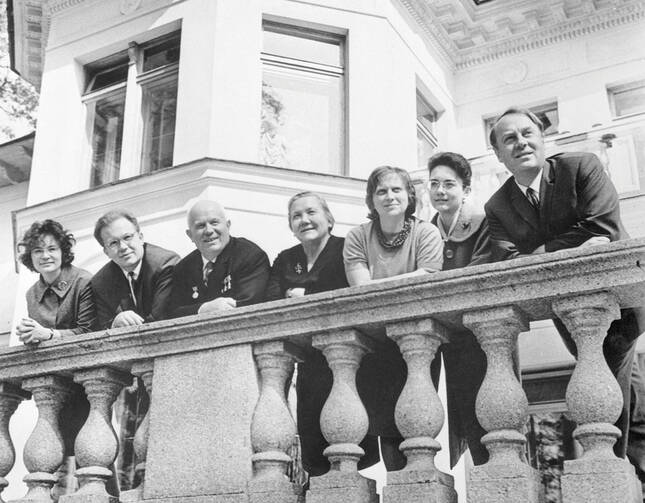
[46,329,54,341]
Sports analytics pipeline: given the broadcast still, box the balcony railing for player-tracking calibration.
[0,239,644,503]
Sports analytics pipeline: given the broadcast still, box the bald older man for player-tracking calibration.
[169,200,270,318]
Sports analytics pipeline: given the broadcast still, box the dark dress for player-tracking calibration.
[431,204,491,467]
[266,236,350,476]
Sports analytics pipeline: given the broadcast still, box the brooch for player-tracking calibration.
[221,274,232,293]
[294,263,303,275]
[57,280,68,290]
[191,286,199,299]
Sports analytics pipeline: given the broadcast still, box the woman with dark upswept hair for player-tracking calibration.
[17,219,96,341]
[343,165,444,470]
[16,219,95,496]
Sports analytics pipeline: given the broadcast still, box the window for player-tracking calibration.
[260,22,345,174]
[83,32,180,187]
[484,102,559,147]
[417,93,438,171]
[608,80,645,118]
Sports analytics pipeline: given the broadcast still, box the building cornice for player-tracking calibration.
[397,0,645,71]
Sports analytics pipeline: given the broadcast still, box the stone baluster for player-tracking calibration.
[553,292,643,503]
[120,361,154,503]
[463,306,543,503]
[12,375,74,503]
[382,319,457,503]
[306,329,377,503]
[0,383,30,502]
[60,368,130,503]
[247,341,304,503]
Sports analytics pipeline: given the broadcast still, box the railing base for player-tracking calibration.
[306,472,377,503]
[561,456,643,503]
[467,462,544,503]
[58,494,118,503]
[248,479,303,503]
[382,468,457,502]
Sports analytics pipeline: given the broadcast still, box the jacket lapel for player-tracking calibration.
[540,160,555,235]
[509,182,540,231]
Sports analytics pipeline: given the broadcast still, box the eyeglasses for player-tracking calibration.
[105,233,138,251]
[429,180,460,191]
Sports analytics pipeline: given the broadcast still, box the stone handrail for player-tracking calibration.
[0,238,644,502]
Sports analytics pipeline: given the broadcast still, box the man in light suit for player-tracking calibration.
[91,210,179,329]
[485,106,645,482]
[169,200,270,318]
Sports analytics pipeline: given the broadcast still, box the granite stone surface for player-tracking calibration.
[143,345,259,499]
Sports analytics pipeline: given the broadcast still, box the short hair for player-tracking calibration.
[287,191,335,232]
[427,151,473,188]
[93,210,140,246]
[18,220,76,272]
[365,166,417,220]
[489,106,545,149]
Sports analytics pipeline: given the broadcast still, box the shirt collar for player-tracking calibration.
[515,167,543,200]
[120,260,142,281]
[35,265,76,302]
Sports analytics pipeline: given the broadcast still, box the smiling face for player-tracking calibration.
[186,201,231,261]
[372,173,409,221]
[289,196,331,245]
[492,113,546,185]
[31,234,63,277]
[101,217,145,272]
[429,165,469,217]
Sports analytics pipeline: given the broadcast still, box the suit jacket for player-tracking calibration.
[92,243,179,329]
[430,203,491,270]
[26,265,96,336]
[485,152,627,261]
[169,236,270,318]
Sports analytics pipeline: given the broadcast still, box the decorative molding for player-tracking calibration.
[47,0,88,15]
[397,0,645,71]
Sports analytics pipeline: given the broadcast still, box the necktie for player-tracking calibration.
[526,187,540,211]
[127,271,138,308]
[203,261,214,286]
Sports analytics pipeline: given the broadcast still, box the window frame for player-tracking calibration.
[608,79,645,119]
[260,21,347,175]
[82,30,181,188]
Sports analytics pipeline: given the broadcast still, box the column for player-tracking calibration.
[60,368,130,503]
[306,329,377,503]
[248,341,303,503]
[12,375,74,503]
[120,361,153,503]
[382,319,457,503]
[553,292,643,503]
[0,383,31,502]
[463,306,543,503]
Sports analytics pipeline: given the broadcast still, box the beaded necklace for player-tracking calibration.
[376,217,413,249]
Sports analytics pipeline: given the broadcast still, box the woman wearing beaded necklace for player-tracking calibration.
[343,165,443,471]
[427,151,491,468]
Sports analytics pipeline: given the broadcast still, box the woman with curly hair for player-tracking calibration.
[16,219,95,342]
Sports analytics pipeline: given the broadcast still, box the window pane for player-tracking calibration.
[263,28,341,67]
[613,85,645,117]
[417,130,436,171]
[140,78,178,173]
[260,66,343,174]
[86,61,128,93]
[89,91,125,187]
[143,34,181,72]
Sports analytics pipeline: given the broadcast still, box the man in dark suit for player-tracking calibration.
[485,106,644,481]
[91,210,179,329]
[169,200,270,317]
[91,209,179,491]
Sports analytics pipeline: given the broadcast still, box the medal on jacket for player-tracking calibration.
[295,263,303,275]
[221,274,232,293]
[191,286,199,299]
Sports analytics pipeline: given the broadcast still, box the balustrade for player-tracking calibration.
[0,240,641,503]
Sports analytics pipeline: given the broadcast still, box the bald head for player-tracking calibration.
[185,200,231,260]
